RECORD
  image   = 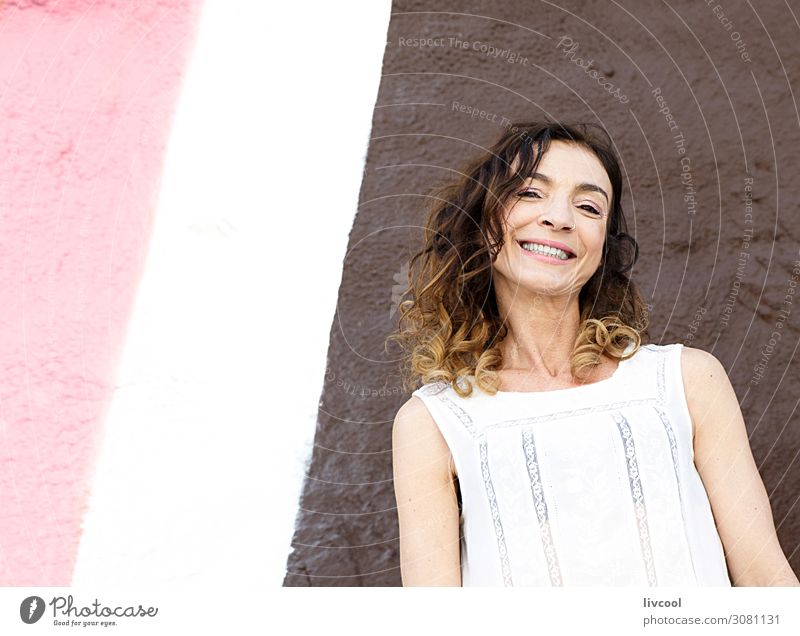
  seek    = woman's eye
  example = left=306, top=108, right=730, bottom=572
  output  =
left=517, top=189, right=603, bottom=216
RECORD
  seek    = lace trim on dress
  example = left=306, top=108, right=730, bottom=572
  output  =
left=438, top=395, right=477, bottom=437
left=522, top=428, right=564, bottom=586
left=612, top=411, right=658, bottom=586
left=478, top=433, right=514, bottom=586
left=484, top=399, right=656, bottom=433
left=653, top=347, right=700, bottom=583
left=417, top=380, right=448, bottom=396
left=657, top=347, right=666, bottom=404
left=653, top=404, right=699, bottom=582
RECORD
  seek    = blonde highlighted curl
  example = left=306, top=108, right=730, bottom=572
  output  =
left=386, top=121, right=650, bottom=398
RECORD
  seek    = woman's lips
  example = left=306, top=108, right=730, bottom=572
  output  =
left=517, top=241, right=576, bottom=265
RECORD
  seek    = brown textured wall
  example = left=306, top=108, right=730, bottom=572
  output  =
left=284, top=0, right=800, bottom=586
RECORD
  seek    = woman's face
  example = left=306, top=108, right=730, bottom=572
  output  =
left=492, top=140, right=613, bottom=298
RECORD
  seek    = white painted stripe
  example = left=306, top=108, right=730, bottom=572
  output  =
left=73, top=0, right=392, bottom=585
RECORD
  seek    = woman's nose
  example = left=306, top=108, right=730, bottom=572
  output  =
left=538, top=198, right=575, bottom=230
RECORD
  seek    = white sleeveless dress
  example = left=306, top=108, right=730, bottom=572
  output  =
left=411, top=342, right=732, bottom=587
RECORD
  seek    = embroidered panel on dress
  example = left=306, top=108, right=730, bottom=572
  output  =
left=478, top=433, right=514, bottom=585
left=521, top=428, right=563, bottom=586
left=612, top=411, right=658, bottom=586
left=417, top=381, right=448, bottom=396
left=657, top=349, right=667, bottom=405
left=652, top=404, right=699, bottom=583
left=438, top=395, right=477, bottom=437
left=433, top=392, right=656, bottom=440
left=486, top=398, right=656, bottom=433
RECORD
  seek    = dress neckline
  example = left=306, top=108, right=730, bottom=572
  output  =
left=488, top=341, right=639, bottom=396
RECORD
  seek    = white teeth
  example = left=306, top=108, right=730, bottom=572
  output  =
left=520, top=242, right=571, bottom=260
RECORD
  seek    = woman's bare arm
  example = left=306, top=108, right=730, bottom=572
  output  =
left=392, top=396, right=462, bottom=586
left=682, top=346, right=800, bottom=586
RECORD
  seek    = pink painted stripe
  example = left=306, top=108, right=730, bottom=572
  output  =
left=0, top=0, right=204, bottom=584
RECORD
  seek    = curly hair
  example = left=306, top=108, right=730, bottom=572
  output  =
left=386, top=120, right=650, bottom=398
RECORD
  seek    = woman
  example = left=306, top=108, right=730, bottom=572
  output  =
left=388, top=121, right=799, bottom=587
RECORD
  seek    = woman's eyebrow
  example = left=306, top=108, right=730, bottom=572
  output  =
left=527, top=171, right=609, bottom=204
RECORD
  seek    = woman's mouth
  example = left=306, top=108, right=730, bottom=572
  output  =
left=517, top=240, right=577, bottom=264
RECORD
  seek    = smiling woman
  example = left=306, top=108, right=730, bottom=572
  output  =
left=388, top=121, right=646, bottom=398
left=387, top=121, right=799, bottom=588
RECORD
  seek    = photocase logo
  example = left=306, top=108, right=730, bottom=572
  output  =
left=20, top=596, right=45, bottom=624
left=389, top=260, right=411, bottom=320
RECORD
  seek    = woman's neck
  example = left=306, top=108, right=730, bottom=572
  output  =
left=494, top=291, right=582, bottom=378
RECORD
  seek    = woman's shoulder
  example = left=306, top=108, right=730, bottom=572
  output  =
left=673, top=344, right=727, bottom=384
left=393, top=393, right=443, bottom=444
left=392, top=394, right=458, bottom=481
